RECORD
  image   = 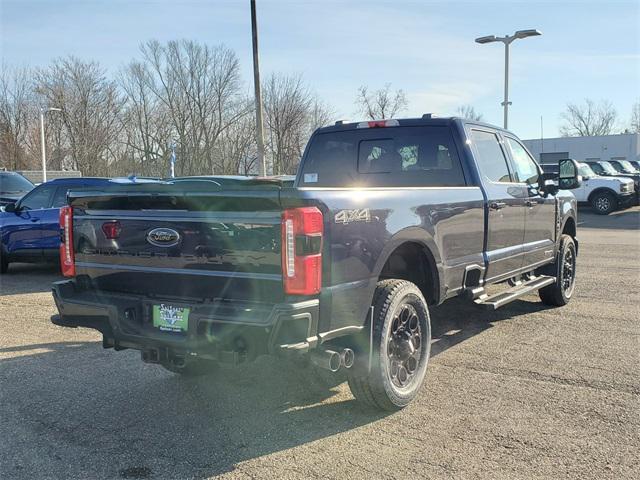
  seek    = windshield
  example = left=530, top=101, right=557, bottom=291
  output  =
left=618, top=160, right=639, bottom=173
left=578, top=164, right=596, bottom=178
left=0, top=173, right=34, bottom=195
left=598, top=161, right=619, bottom=175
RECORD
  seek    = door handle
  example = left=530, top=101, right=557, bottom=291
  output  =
left=30, top=218, right=39, bottom=222
left=489, top=201, right=507, bottom=210
left=525, top=200, right=538, bottom=207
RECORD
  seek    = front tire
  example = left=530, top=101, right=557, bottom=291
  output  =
left=590, top=191, right=616, bottom=215
left=348, top=279, right=431, bottom=411
left=539, top=234, right=577, bottom=306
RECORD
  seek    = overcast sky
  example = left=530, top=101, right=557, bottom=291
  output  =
left=2, top=0, right=638, bottom=139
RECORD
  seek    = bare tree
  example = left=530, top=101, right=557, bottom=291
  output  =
left=119, top=61, right=172, bottom=176
left=130, top=40, right=245, bottom=175
left=309, top=99, right=334, bottom=131
left=35, top=57, right=124, bottom=175
left=215, top=101, right=257, bottom=175
left=1, top=40, right=335, bottom=178
left=355, top=83, right=407, bottom=120
left=456, top=105, right=484, bottom=121
left=559, top=99, right=617, bottom=137
left=630, top=100, right=640, bottom=134
left=0, top=67, right=37, bottom=170
left=263, top=74, right=331, bottom=175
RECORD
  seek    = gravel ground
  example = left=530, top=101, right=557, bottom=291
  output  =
left=0, top=207, right=638, bottom=480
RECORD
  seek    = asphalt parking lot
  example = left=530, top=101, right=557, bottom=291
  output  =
left=1, top=207, right=638, bottom=480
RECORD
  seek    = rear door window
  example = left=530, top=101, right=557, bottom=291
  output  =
left=301, top=126, right=466, bottom=187
left=470, top=129, right=513, bottom=183
left=52, top=186, right=71, bottom=208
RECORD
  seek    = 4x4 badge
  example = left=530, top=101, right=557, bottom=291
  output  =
left=334, top=208, right=371, bottom=224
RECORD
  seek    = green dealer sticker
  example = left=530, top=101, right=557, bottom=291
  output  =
left=153, top=304, right=190, bottom=332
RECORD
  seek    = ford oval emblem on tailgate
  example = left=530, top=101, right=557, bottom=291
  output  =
left=147, top=228, right=180, bottom=247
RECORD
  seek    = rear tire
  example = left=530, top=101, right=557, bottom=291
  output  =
left=590, top=191, right=616, bottom=215
left=539, top=234, right=577, bottom=306
left=347, top=279, right=431, bottom=411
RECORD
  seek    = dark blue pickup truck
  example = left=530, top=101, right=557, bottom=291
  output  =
left=51, top=116, right=582, bottom=410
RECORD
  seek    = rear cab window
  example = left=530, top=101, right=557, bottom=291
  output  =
left=300, top=126, right=466, bottom=187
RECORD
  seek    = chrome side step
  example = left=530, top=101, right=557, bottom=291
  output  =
left=474, top=275, right=555, bottom=310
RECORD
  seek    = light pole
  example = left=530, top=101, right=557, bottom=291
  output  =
left=250, top=0, right=267, bottom=176
left=169, top=140, right=177, bottom=178
left=475, top=29, right=541, bottom=129
left=40, top=107, right=62, bottom=183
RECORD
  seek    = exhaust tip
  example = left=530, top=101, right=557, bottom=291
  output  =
left=328, top=351, right=341, bottom=372
left=310, top=349, right=342, bottom=372
left=342, top=348, right=355, bottom=369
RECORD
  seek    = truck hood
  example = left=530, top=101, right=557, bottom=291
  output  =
left=586, top=175, right=634, bottom=186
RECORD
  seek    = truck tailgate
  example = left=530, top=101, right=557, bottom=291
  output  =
left=68, top=188, right=285, bottom=302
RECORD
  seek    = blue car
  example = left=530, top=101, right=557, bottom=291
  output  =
left=0, top=177, right=147, bottom=273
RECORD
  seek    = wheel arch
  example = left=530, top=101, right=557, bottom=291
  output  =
left=373, top=231, right=442, bottom=305
left=587, top=187, right=617, bottom=204
left=561, top=216, right=576, bottom=238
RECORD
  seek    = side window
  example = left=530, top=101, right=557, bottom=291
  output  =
left=506, top=138, right=539, bottom=185
left=470, top=130, right=512, bottom=183
left=51, top=187, right=70, bottom=208
left=19, top=185, right=54, bottom=210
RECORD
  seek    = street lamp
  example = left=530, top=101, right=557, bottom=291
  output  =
left=475, top=29, right=541, bottom=129
left=40, top=107, right=62, bottom=183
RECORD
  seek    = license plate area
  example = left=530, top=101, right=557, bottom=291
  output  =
left=151, top=303, right=191, bottom=333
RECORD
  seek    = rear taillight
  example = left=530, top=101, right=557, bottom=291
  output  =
left=59, top=206, right=75, bottom=277
left=281, top=207, right=323, bottom=295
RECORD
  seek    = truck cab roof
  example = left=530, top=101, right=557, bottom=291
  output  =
left=315, top=116, right=508, bottom=135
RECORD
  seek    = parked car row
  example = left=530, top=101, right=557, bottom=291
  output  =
left=542, top=159, right=639, bottom=215
left=0, top=152, right=636, bottom=275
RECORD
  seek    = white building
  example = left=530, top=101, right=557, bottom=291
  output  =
left=523, top=133, right=639, bottom=164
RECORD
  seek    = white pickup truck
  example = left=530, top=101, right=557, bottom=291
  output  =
left=574, top=162, right=635, bottom=214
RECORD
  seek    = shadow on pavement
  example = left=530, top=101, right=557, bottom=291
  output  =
left=578, top=207, right=640, bottom=230
left=429, top=296, right=549, bottom=356
left=0, top=295, right=550, bottom=479
left=0, top=263, right=61, bottom=296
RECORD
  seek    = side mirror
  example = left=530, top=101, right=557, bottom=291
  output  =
left=3, top=202, right=16, bottom=213
left=558, top=158, right=582, bottom=190
left=538, top=174, right=559, bottom=196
